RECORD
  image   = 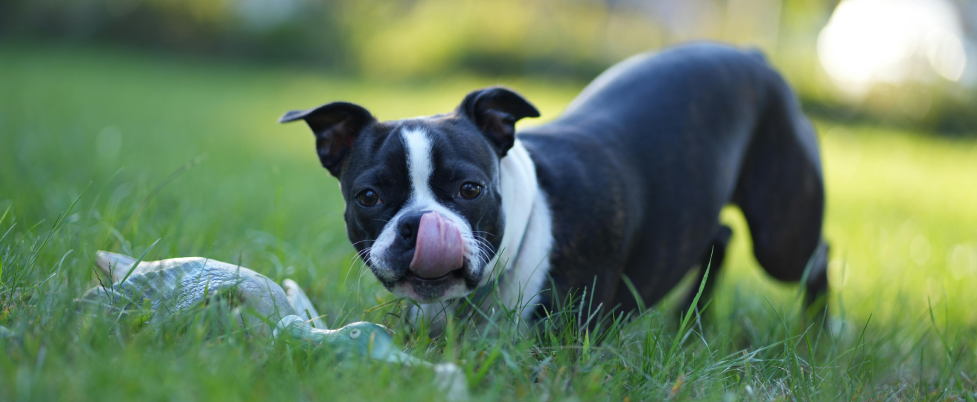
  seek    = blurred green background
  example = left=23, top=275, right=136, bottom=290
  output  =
left=4, top=0, right=977, bottom=131
left=2, top=1, right=977, bottom=399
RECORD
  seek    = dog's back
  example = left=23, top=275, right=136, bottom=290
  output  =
left=519, top=43, right=827, bottom=315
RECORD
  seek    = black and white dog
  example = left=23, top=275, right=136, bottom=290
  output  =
left=280, top=43, right=829, bottom=330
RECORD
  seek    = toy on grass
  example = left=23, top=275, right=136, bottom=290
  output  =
left=76, top=251, right=467, bottom=399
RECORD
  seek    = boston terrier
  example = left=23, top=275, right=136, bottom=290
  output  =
left=279, top=43, right=829, bottom=332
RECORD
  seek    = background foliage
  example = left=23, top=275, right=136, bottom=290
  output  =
left=3, top=0, right=977, bottom=132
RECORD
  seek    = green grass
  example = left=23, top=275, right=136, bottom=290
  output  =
left=2, top=42, right=977, bottom=401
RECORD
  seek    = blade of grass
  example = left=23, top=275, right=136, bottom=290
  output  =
left=927, top=297, right=953, bottom=361
left=0, top=222, right=15, bottom=244
left=116, top=155, right=206, bottom=244
left=364, top=298, right=405, bottom=314
left=845, top=313, right=872, bottom=377
left=468, top=344, right=502, bottom=388
left=14, top=182, right=90, bottom=286
left=661, top=249, right=712, bottom=378
left=0, top=203, right=10, bottom=228
left=619, top=274, right=647, bottom=315
left=117, top=238, right=161, bottom=285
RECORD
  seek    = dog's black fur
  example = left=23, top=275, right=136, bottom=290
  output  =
left=281, top=43, right=829, bottom=324
left=519, top=44, right=828, bottom=316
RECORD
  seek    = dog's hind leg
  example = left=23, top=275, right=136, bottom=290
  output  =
left=680, top=225, right=732, bottom=317
left=734, top=70, right=829, bottom=319
left=803, top=241, right=830, bottom=322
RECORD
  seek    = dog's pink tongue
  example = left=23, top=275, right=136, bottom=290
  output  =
left=409, top=211, right=465, bottom=279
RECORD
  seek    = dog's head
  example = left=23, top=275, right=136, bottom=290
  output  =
left=280, top=87, right=539, bottom=303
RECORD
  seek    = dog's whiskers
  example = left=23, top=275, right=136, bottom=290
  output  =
left=466, top=233, right=496, bottom=271
left=343, top=246, right=374, bottom=285
left=351, top=239, right=377, bottom=247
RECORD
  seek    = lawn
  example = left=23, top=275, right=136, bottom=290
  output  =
left=1, top=43, right=976, bottom=401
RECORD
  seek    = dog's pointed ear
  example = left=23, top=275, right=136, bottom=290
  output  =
left=279, top=102, right=375, bottom=177
left=458, top=87, right=540, bottom=157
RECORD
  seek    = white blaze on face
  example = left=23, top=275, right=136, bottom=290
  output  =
left=368, top=127, right=485, bottom=298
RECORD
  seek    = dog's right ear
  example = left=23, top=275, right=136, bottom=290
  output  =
left=279, top=102, right=375, bottom=177
left=458, top=87, right=540, bottom=157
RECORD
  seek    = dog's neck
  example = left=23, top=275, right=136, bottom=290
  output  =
left=491, top=140, right=553, bottom=320
left=484, top=139, right=539, bottom=284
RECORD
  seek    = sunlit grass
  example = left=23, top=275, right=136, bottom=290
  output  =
left=1, top=43, right=976, bottom=400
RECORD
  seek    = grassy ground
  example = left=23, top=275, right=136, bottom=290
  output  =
left=2, top=43, right=976, bottom=401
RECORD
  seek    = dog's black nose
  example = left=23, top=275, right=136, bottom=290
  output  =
left=399, top=221, right=413, bottom=240
left=396, top=211, right=427, bottom=244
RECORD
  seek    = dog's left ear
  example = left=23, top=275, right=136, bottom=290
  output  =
left=279, top=102, right=376, bottom=177
left=458, top=87, right=540, bottom=157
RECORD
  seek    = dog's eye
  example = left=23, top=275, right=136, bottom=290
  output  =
left=458, top=183, right=483, bottom=200
left=355, top=189, right=381, bottom=207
